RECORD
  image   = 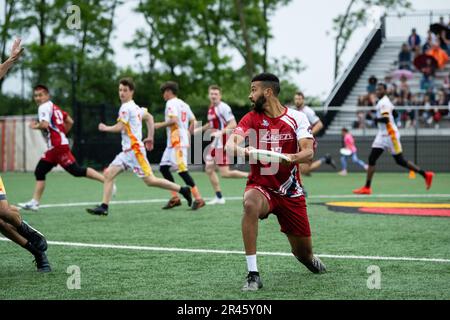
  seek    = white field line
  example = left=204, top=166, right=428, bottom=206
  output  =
left=0, top=238, right=449, bottom=263
left=34, top=194, right=450, bottom=209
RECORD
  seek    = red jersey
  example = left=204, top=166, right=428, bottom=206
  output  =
left=234, top=107, right=313, bottom=198
left=207, top=101, right=235, bottom=148
left=38, top=101, right=69, bottom=149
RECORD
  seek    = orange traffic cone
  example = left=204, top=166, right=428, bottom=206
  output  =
left=409, top=170, right=416, bottom=179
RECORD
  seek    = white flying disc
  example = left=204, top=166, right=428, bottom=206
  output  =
left=249, top=149, right=290, bottom=163
left=340, top=148, right=352, bottom=156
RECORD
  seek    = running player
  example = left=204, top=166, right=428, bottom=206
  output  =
left=226, top=73, right=326, bottom=291
left=18, top=85, right=106, bottom=211
left=353, top=83, right=434, bottom=194
left=338, top=127, right=368, bottom=176
left=0, top=38, right=51, bottom=272
left=195, top=85, right=248, bottom=205
left=155, top=81, right=205, bottom=210
left=293, top=92, right=336, bottom=174
left=86, top=78, right=192, bottom=215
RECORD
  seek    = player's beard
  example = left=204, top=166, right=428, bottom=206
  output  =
left=252, top=95, right=266, bottom=113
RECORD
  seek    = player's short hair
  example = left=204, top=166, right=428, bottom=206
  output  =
left=119, top=78, right=135, bottom=91
left=208, top=84, right=221, bottom=93
left=160, top=81, right=179, bottom=95
left=377, top=83, right=387, bottom=91
left=33, top=84, right=49, bottom=94
left=251, top=73, right=280, bottom=96
left=295, top=91, right=304, bottom=98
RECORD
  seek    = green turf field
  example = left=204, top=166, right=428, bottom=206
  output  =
left=1, top=171, right=449, bottom=300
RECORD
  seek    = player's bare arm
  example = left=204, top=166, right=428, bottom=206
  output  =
left=154, top=116, right=177, bottom=130
left=225, top=133, right=253, bottom=158
left=99, top=121, right=125, bottom=133
left=142, top=111, right=155, bottom=151
left=64, top=115, right=74, bottom=133
left=30, top=120, right=49, bottom=130
left=193, top=122, right=210, bottom=135
left=311, top=120, right=323, bottom=136
left=211, top=118, right=237, bottom=138
left=0, top=38, right=23, bottom=79
left=282, top=138, right=315, bottom=165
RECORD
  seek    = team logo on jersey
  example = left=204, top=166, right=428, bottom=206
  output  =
left=324, top=201, right=450, bottom=218
left=260, top=131, right=293, bottom=142
left=262, top=119, right=269, bottom=127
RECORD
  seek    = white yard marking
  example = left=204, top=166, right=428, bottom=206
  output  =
left=1, top=238, right=449, bottom=263
left=30, top=194, right=450, bottom=209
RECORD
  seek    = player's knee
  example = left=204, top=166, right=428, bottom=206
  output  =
left=34, top=161, right=52, bottom=181
left=219, top=169, right=232, bottom=178
left=65, top=163, right=87, bottom=178
left=243, top=199, right=259, bottom=216
left=205, top=164, right=215, bottom=175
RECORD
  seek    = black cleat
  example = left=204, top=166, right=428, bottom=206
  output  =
left=86, top=205, right=108, bottom=216
left=162, top=197, right=182, bottom=210
left=242, top=272, right=263, bottom=291
left=179, top=187, right=193, bottom=207
left=192, top=199, right=205, bottom=210
left=324, top=154, right=337, bottom=169
left=34, top=251, right=51, bottom=273
left=296, top=255, right=327, bottom=274
left=17, top=221, right=48, bottom=252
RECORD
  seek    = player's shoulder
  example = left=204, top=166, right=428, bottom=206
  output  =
left=38, top=101, right=53, bottom=111
left=302, top=105, right=316, bottom=115
left=286, top=107, right=310, bottom=126
left=218, top=101, right=232, bottom=110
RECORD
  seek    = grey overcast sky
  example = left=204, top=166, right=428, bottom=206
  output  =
left=3, top=0, right=450, bottom=100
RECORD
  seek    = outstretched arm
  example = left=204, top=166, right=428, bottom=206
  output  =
left=99, top=121, right=125, bottom=133
left=154, top=116, right=177, bottom=130
left=0, top=38, right=24, bottom=80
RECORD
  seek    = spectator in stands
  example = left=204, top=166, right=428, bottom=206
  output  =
left=422, top=30, right=437, bottom=53
left=358, top=75, right=378, bottom=107
left=408, top=28, right=421, bottom=51
left=399, top=75, right=410, bottom=97
left=439, top=30, right=450, bottom=56
left=385, top=75, right=395, bottom=95
left=421, top=94, right=434, bottom=127
left=420, top=73, right=435, bottom=93
left=398, top=43, right=412, bottom=70
left=426, top=39, right=449, bottom=69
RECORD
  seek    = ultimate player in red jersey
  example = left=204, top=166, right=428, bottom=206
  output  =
left=195, top=85, right=248, bottom=205
left=18, top=85, right=106, bottom=211
left=0, top=38, right=51, bottom=272
left=226, top=73, right=326, bottom=291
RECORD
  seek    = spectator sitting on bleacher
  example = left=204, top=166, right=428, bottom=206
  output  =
left=426, top=39, right=449, bottom=69
left=439, top=30, right=450, bottom=56
left=357, top=75, right=377, bottom=106
left=408, top=28, right=421, bottom=52
left=422, top=30, right=437, bottom=53
left=398, top=43, right=412, bottom=70
left=421, top=73, right=435, bottom=93
left=399, top=75, right=410, bottom=96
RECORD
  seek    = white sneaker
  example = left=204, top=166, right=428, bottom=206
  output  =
left=112, top=184, right=117, bottom=198
left=207, top=197, right=226, bottom=205
left=18, top=200, right=39, bottom=212
left=338, top=170, right=348, bottom=176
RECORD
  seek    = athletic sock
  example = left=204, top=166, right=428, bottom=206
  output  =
left=191, top=186, right=202, bottom=200
left=365, top=179, right=372, bottom=188
left=171, top=191, right=179, bottom=198
left=216, top=191, right=223, bottom=199
left=101, top=203, right=109, bottom=210
left=246, top=255, right=258, bottom=273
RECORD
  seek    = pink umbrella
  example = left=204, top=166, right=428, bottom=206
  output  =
left=392, top=69, right=413, bottom=80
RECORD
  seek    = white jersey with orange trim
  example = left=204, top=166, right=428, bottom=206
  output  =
left=117, top=100, right=146, bottom=151
left=375, top=95, right=398, bottom=136
left=165, top=97, right=195, bottom=148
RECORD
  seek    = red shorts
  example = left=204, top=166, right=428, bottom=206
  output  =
left=206, top=146, right=229, bottom=166
left=245, top=184, right=311, bottom=237
left=41, top=145, right=76, bottom=168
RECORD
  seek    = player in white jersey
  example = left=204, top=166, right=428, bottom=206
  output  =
left=353, top=83, right=434, bottom=194
left=194, top=85, right=248, bottom=205
left=155, top=81, right=205, bottom=210
left=86, top=78, right=192, bottom=216
left=294, top=92, right=336, bottom=176
left=0, top=38, right=51, bottom=272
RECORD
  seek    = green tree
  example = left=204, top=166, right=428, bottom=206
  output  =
left=331, top=0, right=411, bottom=80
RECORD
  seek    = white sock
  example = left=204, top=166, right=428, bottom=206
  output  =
left=31, top=199, right=39, bottom=205
left=246, top=255, right=258, bottom=272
